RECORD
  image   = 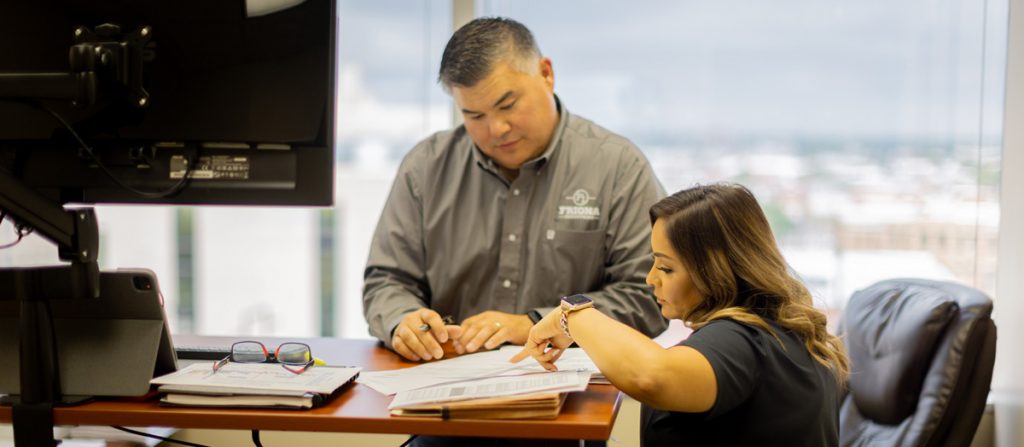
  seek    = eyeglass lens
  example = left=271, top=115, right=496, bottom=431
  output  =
left=276, top=343, right=313, bottom=365
left=231, top=341, right=269, bottom=363
left=230, top=341, right=312, bottom=366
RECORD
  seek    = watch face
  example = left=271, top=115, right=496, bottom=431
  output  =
left=563, top=294, right=592, bottom=306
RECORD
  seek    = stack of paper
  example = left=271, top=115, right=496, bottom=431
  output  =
left=504, top=346, right=609, bottom=384
left=150, top=362, right=361, bottom=409
left=54, top=426, right=177, bottom=447
left=388, top=370, right=591, bottom=420
left=358, top=346, right=604, bottom=396
left=391, top=392, right=566, bottom=420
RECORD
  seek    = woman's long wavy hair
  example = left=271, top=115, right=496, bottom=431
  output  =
left=650, top=183, right=848, bottom=383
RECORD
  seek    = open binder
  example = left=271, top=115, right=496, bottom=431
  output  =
left=151, top=362, right=361, bottom=409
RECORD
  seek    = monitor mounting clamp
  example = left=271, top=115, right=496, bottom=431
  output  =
left=0, top=22, right=152, bottom=447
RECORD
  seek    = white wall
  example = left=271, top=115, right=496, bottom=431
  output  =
left=993, top=0, right=1024, bottom=445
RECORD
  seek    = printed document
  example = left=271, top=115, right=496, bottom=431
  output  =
left=358, top=347, right=601, bottom=395
left=388, top=370, right=591, bottom=410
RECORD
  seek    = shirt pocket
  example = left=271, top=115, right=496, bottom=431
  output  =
left=543, top=228, right=605, bottom=296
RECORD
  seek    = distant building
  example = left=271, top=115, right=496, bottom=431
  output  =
left=834, top=210, right=998, bottom=297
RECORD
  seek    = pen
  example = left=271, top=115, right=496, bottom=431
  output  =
left=419, top=315, right=454, bottom=331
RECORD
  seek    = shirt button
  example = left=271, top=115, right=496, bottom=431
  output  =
left=513, top=189, right=520, bottom=196
left=503, top=279, right=512, bottom=288
left=508, top=234, right=517, bottom=242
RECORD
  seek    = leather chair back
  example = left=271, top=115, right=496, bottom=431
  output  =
left=839, top=278, right=996, bottom=447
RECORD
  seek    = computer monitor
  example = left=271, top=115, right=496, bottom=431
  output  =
left=0, top=1, right=337, bottom=437
left=0, top=0, right=336, bottom=206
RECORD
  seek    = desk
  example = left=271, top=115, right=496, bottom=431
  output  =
left=0, top=335, right=622, bottom=441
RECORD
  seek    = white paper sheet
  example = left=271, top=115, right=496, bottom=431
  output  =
left=388, top=370, right=591, bottom=409
left=357, top=346, right=602, bottom=395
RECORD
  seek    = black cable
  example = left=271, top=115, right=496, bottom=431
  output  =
left=110, top=426, right=210, bottom=447
left=0, top=235, right=18, bottom=249
left=0, top=211, right=34, bottom=249
left=38, top=103, right=196, bottom=199
left=252, top=429, right=264, bottom=447
left=15, top=221, right=32, bottom=239
left=0, top=211, right=22, bottom=249
left=399, top=435, right=418, bottom=447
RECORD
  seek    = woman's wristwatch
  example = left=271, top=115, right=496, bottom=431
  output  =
left=559, top=294, right=594, bottom=338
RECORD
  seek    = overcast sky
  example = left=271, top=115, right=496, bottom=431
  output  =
left=336, top=0, right=1007, bottom=145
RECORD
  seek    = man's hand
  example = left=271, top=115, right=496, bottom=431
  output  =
left=509, top=308, right=573, bottom=371
left=457, top=311, right=533, bottom=354
left=391, top=308, right=462, bottom=361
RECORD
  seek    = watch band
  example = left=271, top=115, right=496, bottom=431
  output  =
left=559, top=311, right=573, bottom=338
left=559, top=295, right=594, bottom=338
left=528, top=309, right=544, bottom=324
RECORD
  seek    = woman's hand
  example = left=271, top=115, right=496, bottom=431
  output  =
left=508, top=308, right=573, bottom=371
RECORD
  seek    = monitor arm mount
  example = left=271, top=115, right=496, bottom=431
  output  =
left=0, top=23, right=151, bottom=107
left=0, top=177, right=99, bottom=447
left=0, top=23, right=150, bottom=447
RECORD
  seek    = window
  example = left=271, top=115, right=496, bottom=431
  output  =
left=482, top=0, right=1006, bottom=309
left=332, top=1, right=452, bottom=337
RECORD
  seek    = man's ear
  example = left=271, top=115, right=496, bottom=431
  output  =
left=539, top=57, right=554, bottom=89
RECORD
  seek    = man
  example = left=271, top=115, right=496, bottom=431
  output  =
left=363, top=17, right=667, bottom=363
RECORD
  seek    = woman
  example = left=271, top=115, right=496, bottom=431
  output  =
left=512, top=183, right=848, bottom=446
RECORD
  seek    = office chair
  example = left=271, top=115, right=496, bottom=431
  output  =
left=839, top=278, right=997, bottom=447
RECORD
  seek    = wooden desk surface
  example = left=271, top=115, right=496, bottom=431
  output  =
left=0, top=335, right=622, bottom=440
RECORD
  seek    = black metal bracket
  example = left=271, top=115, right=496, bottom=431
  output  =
left=0, top=23, right=147, bottom=447
left=0, top=23, right=152, bottom=108
left=1, top=171, right=100, bottom=446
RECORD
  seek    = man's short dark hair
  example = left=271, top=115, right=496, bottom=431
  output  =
left=438, top=17, right=542, bottom=91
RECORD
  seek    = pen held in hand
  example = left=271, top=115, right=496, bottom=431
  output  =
left=419, top=315, right=454, bottom=332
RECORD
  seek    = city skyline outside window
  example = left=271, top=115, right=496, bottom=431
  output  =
left=481, top=0, right=1006, bottom=312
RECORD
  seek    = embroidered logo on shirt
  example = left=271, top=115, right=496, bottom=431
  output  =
left=558, top=189, right=601, bottom=220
